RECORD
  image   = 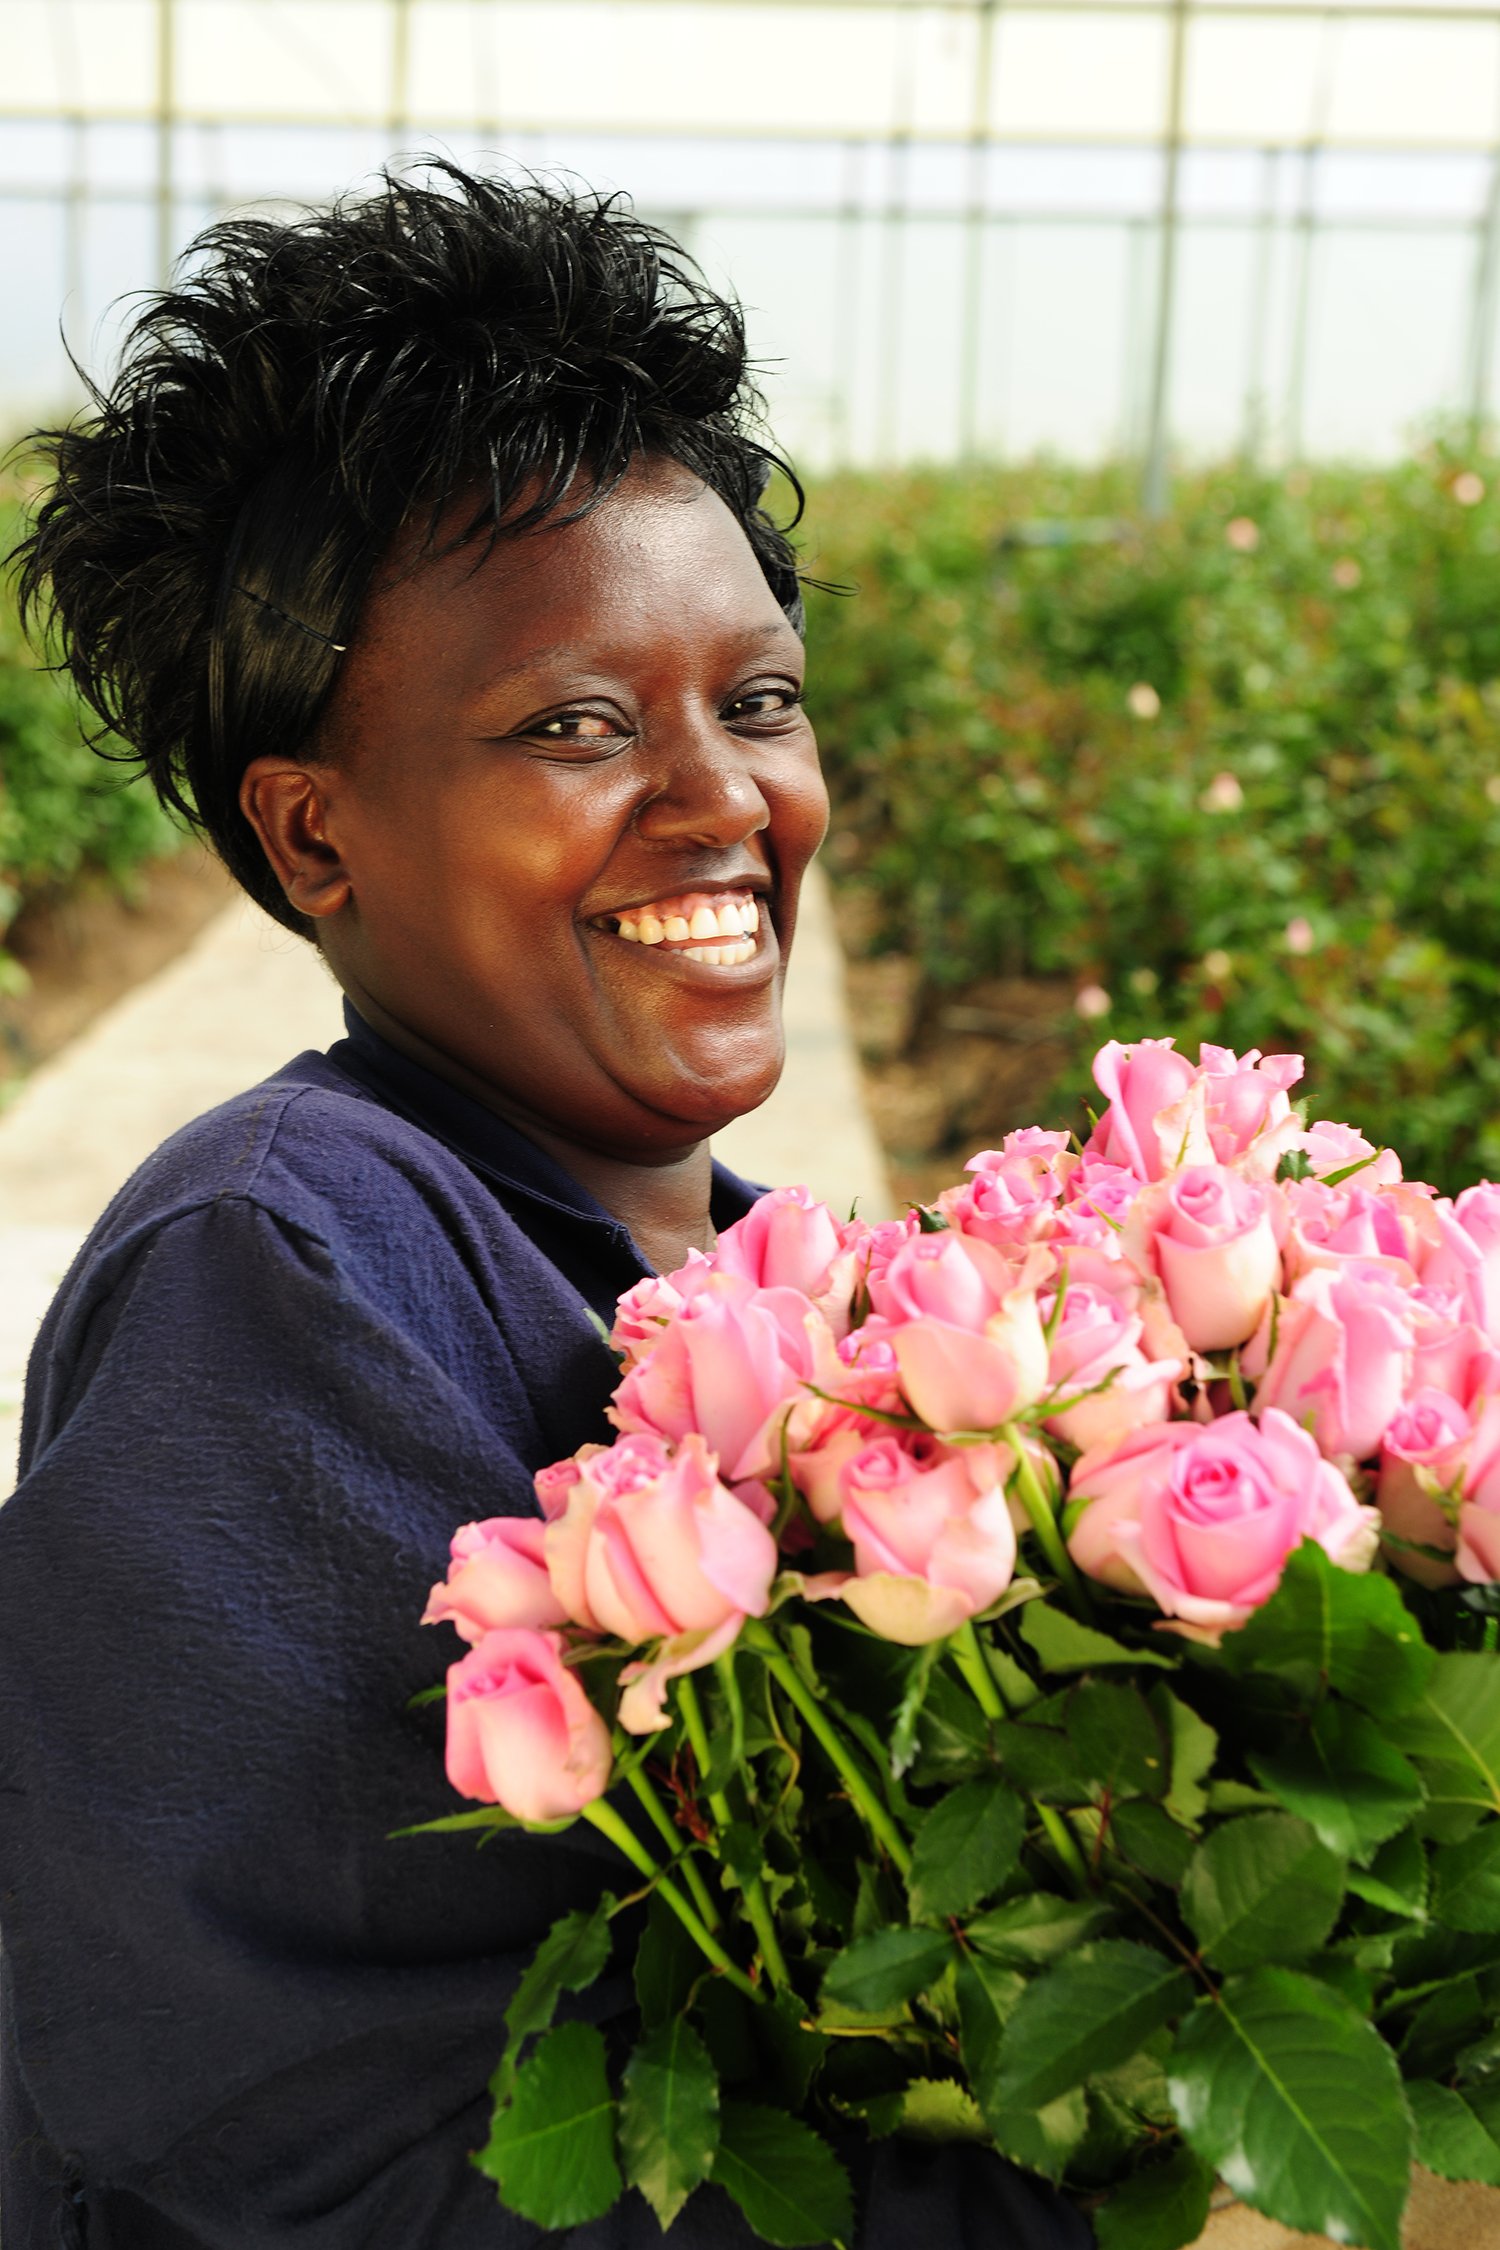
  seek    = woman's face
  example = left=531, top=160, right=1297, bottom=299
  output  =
left=253, top=458, right=827, bottom=1160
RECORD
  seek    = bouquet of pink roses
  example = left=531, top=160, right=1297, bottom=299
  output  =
left=414, top=1039, right=1500, bottom=2250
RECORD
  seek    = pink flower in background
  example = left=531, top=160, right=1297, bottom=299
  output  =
left=870, top=1231, right=1051, bottom=1431
left=1068, top=1408, right=1378, bottom=1637
left=1087, top=1038, right=1200, bottom=1181
left=1284, top=917, right=1315, bottom=956
left=1377, top=1390, right=1468, bottom=1587
left=1126, top=1164, right=1280, bottom=1352
left=1039, top=1280, right=1180, bottom=1453
left=807, top=1432, right=1018, bottom=1645
left=1247, top=1261, right=1413, bottom=1461
left=422, top=1517, right=569, bottom=1641
left=543, top=1430, right=776, bottom=1644
left=611, top=1272, right=832, bottom=1480
left=444, top=1628, right=612, bottom=1822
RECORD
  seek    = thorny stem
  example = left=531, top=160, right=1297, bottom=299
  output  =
left=1003, top=1423, right=1092, bottom=1616
left=676, top=1672, right=793, bottom=1994
left=622, top=1761, right=723, bottom=1935
left=745, top=1624, right=914, bottom=1879
left=581, top=1798, right=762, bottom=2003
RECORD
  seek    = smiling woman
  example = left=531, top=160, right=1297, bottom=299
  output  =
left=0, top=167, right=1088, bottom=2250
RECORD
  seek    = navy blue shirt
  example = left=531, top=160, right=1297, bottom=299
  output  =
left=0, top=1010, right=1091, bottom=2250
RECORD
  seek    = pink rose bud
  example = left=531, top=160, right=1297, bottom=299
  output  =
left=1459, top=1393, right=1500, bottom=1585
left=444, top=1628, right=613, bottom=1823
left=1068, top=1409, right=1379, bottom=1639
left=1377, top=1390, right=1467, bottom=1587
left=422, top=1516, right=570, bottom=1642
left=1128, top=1164, right=1280, bottom=1352
left=1299, top=1120, right=1401, bottom=1186
left=871, top=1232, right=1051, bottom=1432
left=1280, top=1179, right=1414, bottom=1285
left=1056, top=1156, right=1144, bottom=1248
left=808, top=1432, right=1017, bottom=1645
left=711, top=1185, right=855, bottom=1332
left=1196, top=1045, right=1305, bottom=1176
left=1248, top=1260, right=1414, bottom=1461
left=610, top=1255, right=714, bottom=1364
left=1086, top=1038, right=1201, bottom=1182
left=544, top=1430, right=777, bottom=1645
left=938, top=1131, right=1073, bottom=1249
left=1039, top=1280, right=1180, bottom=1454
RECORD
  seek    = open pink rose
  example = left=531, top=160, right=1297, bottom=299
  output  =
left=1421, top=1185, right=1500, bottom=1342
left=422, top=1516, right=569, bottom=1642
left=1197, top=1045, right=1305, bottom=1176
left=543, top=1430, right=777, bottom=1644
left=1056, top=1157, right=1143, bottom=1249
left=1068, top=1408, right=1379, bottom=1637
left=807, top=1432, right=1017, bottom=1644
left=1300, top=1120, right=1401, bottom=1186
left=1125, top=1164, right=1280, bottom=1352
left=1409, top=1284, right=1494, bottom=1403
left=1458, top=1393, right=1500, bottom=1584
left=1039, top=1280, right=1180, bottom=1452
left=444, top=1627, right=612, bottom=1822
left=610, top=1272, right=832, bottom=1480
left=1377, top=1390, right=1467, bottom=1587
left=1280, top=1179, right=1413, bottom=1285
left=1247, top=1260, right=1413, bottom=1461
left=939, top=1131, right=1074, bottom=1249
left=869, top=1231, right=1051, bottom=1432
left=1087, top=1039, right=1202, bottom=1181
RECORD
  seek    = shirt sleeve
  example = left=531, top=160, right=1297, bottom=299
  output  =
left=0, top=1191, right=1092, bottom=2250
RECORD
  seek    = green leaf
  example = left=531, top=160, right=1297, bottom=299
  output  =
left=964, top=1892, right=1113, bottom=1967
left=890, top=2076, right=990, bottom=2142
left=713, top=2103, right=854, bottom=2249
left=1405, top=2080, right=1500, bottom=2186
left=1432, top=1820, right=1500, bottom=1933
left=1066, top=1682, right=1169, bottom=1801
left=1019, top=1604, right=1174, bottom=1672
left=1168, top=1969, right=1414, bottom=2250
left=957, top=1956, right=1089, bottom=2181
left=1347, top=1829, right=1429, bottom=1920
left=1152, top=1687, right=1219, bottom=1829
left=1389, top=1653, right=1500, bottom=1831
left=635, top=1887, right=703, bottom=2030
left=1223, top=1541, right=1434, bottom=1719
left=908, top=1775, right=1026, bottom=1921
left=618, top=2019, right=720, bottom=2230
left=992, top=1716, right=1088, bottom=1801
left=993, top=1940, right=1195, bottom=2111
left=911, top=1667, right=994, bottom=1783
left=889, top=1642, right=940, bottom=1779
left=1093, top=2144, right=1216, bottom=2250
left=389, top=1804, right=520, bottom=1837
left=492, top=1897, right=614, bottom=2101
left=1180, top=1814, right=1345, bottom=1973
left=475, top=2021, right=622, bottom=2227
left=820, top=1927, right=954, bottom=2015
left=1110, top=1800, right=1197, bottom=1886
left=1249, top=1705, right=1424, bottom=1865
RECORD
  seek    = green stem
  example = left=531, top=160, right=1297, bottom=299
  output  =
left=622, top=1762, right=723, bottom=1935
left=949, top=1622, right=1090, bottom=1897
left=581, top=1798, right=762, bottom=2003
left=745, top=1625, right=914, bottom=1879
left=676, top=1674, right=793, bottom=1994
left=1003, top=1424, right=1092, bottom=1615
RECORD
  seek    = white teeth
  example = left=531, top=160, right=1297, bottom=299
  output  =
left=611, top=897, right=762, bottom=949
left=746, top=900, right=760, bottom=932
left=619, top=918, right=640, bottom=942
left=714, top=903, right=744, bottom=937
left=637, top=913, right=664, bottom=944
left=663, top=915, right=691, bottom=942
left=682, top=939, right=756, bottom=966
left=688, top=906, right=720, bottom=940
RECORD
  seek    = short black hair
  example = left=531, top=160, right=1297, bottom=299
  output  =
left=12, top=161, right=806, bottom=932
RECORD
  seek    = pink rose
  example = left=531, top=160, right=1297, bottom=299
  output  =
left=1420, top=1186, right=1500, bottom=1341
left=543, top=1430, right=777, bottom=1644
left=1377, top=1390, right=1467, bottom=1587
left=1056, top=1157, right=1144, bottom=1249
left=444, top=1627, right=613, bottom=1823
left=939, top=1131, right=1074, bottom=1248
left=1068, top=1408, right=1379, bottom=1637
left=711, top=1186, right=857, bottom=1335
left=1409, top=1284, right=1494, bottom=1403
left=1126, top=1164, right=1280, bottom=1351
left=1459, top=1393, right=1500, bottom=1584
left=1247, top=1261, right=1413, bottom=1461
left=869, top=1231, right=1051, bottom=1432
left=611, top=1272, right=832, bottom=1480
left=1280, top=1179, right=1413, bottom=1285
left=1197, top=1045, right=1305, bottom=1176
left=1086, top=1039, right=1202, bottom=1181
left=422, top=1516, right=569, bottom=1642
left=807, top=1432, right=1017, bottom=1644
left=610, top=1255, right=714, bottom=1365
left=1039, top=1280, right=1180, bottom=1452
left=1300, top=1120, right=1402, bottom=1187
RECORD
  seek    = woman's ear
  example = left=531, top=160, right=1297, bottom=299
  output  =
left=239, top=758, right=352, bottom=919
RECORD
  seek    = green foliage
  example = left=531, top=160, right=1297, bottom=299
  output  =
left=474, top=2021, right=623, bottom=2228
left=712, top=2105, right=854, bottom=2249
left=0, top=498, right=183, bottom=950
left=807, top=442, right=1500, bottom=1190
left=906, top=1775, right=1025, bottom=1921
left=618, top=2019, right=720, bottom=2229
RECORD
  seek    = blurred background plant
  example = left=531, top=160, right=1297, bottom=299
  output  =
left=804, top=430, right=1500, bottom=1196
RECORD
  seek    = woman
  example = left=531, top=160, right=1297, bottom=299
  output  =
left=0, top=167, right=1091, bottom=2248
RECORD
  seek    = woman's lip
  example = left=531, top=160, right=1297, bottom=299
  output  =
left=585, top=913, right=779, bottom=983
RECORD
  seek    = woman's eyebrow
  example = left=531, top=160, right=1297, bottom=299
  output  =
left=468, top=618, right=801, bottom=698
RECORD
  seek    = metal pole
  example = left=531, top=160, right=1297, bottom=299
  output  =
left=1467, top=43, right=1500, bottom=446
left=155, top=0, right=175, bottom=286
left=834, top=138, right=864, bottom=466
left=1141, top=0, right=1189, bottom=517
left=958, top=0, right=999, bottom=457
left=876, top=7, right=915, bottom=464
left=1285, top=12, right=1339, bottom=462
left=1242, top=145, right=1277, bottom=460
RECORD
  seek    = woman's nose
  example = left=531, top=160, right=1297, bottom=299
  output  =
left=630, top=732, right=771, bottom=850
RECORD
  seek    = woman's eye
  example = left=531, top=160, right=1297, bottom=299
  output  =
left=526, top=711, right=630, bottom=745
left=725, top=686, right=805, bottom=724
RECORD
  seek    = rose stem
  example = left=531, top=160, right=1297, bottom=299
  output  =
left=950, top=1619, right=1091, bottom=1898
left=675, top=1672, right=793, bottom=1994
left=580, top=1798, right=762, bottom=2002
left=744, top=1624, right=914, bottom=1879
left=621, top=1761, right=724, bottom=1934
left=1002, top=1424, right=1093, bottom=1616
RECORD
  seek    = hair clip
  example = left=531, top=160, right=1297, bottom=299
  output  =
left=232, top=584, right=348, bottom=652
